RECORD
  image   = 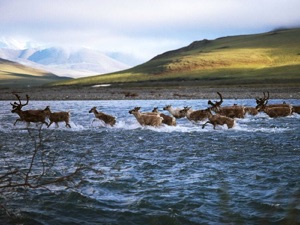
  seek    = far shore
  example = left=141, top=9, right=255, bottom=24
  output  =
left=1, top=85, right=300, bottom=101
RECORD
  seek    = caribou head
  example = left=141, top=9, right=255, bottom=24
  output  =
left=208, top=92, right=223, bottom=109
left=11, top=93, right=29, bottom=113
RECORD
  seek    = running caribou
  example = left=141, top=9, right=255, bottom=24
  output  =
left=208, top=92, right=245, bottom=118
left=89, top=107, right=116, bottom=126
left=202, top=108, right=235, bottom=129
left=10, top=93, right=49, bottom=127
left=152, top=107, right=176, bottom=126
left=129, top=107, right=163, bottom=127
left=163, top=105, right=186, bottom=119
left=46, top=106, right=71, bottom=128
left=255, top=92, right=293, bottom=117
left=179, top=106, right=210, bottom=123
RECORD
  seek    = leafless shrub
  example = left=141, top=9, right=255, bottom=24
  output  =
left=0, top=127, right=101, bottom=218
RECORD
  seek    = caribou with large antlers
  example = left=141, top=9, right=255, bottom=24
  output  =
left=208, top=92, right=245, bottom=118
left=10, top=93, right=49, bottom=127
left=255, top=92, right=293, bottom=117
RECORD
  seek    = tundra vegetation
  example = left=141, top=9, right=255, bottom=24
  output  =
left=51, top=28, right=300, bottom=88
left=0, top=58, right=70, bottom=88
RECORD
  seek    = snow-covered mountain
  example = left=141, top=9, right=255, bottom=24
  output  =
left=0, top=41, right=131, bottom=78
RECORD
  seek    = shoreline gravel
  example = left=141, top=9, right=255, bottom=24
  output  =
left=1, top=85, right=300, bottom=101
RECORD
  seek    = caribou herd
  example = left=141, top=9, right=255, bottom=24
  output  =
left=9, top=92, right=300, bottom=129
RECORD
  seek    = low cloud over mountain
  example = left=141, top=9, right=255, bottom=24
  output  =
left=0, top=40, right=130, bottom=78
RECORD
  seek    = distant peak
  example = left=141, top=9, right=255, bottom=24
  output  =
left=0, top=37, right=40, bottom=50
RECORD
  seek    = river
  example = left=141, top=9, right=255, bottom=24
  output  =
left=0, top=99, right=299, bottom=224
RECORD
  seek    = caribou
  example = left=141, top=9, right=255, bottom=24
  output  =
left=45, top=106, right=71, bottom=128
left=89, top=107, right=116, bottom=126
left=163, top=105, right=185, bottom=119
left=179, top=106, right=209, bottom=123
left=152, top=107, right=176, bottom=126
left=202, top=108, right=235, bottom=129
left=255, top=92, right=293, bottom=117
left=208, top=92, right=245, bottom=118
left=10, top=93, right=49, bottom=127
left=129, top=107, right=163, bottom=127
left=292, top=105, right=300, bottom=114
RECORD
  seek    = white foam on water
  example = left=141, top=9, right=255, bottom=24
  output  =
left=1, top=100, right=299, bottom=134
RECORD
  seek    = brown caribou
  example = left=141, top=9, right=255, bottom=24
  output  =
left=208, top=92, right=245, bottom=118
left=255, top=92, right=293, bottom=117
left=129, top=107, right=163, bottom=127
left=152, top=107, right=176, bottom=126
left=89, top=107, right=116, bottom=126
left=163, top=105, right=186, bottom=119
left=179, top=106, right=210, bottom=123
left=10, top=93, right=49, bottom=127
left=46, top=106, right=71, bottom=128
left=202, top=108, right=235, bottom=129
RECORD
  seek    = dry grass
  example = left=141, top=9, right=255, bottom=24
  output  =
left=0, top=59, right=70, bottom=87
left=52, top=28, right=300, bottom=87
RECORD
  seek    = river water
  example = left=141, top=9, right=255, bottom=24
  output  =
left=0, top=99, right=299, bottom=225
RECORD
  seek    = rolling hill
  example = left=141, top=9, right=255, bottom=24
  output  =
left=0, top=58, right=71, bottom=87
left=0, top=47, right=130, bottom=78
left=52, top=28, right=300, bottom=87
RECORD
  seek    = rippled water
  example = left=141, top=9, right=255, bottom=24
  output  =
left=0, top=99, right=300, bottom=225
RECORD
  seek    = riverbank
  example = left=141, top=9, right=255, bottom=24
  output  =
left=1, top=85, right=300, bottom=100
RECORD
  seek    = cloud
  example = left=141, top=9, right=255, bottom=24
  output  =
left=1, top=0, right=300, bottom=63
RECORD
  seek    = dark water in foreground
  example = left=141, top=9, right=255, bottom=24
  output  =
left=0, top=100, right=300, bottom=225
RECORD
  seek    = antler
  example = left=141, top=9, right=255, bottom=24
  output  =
left=11, top=93, right=30, bottom=109
left=208, top=92, right=223, bottom=107
left=256, top=91, right=269, bottom=105
left=215, top=92, right=223, bottom=106
left=207, top=100, right=215, bottom=107
left=263, top=91, right=269, bottom=106
left=264, top=91, right=270, bottom=101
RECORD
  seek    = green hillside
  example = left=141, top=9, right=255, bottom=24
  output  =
left=54, top=28, right=300, bottom=87
left=0, top=58, right=71, bottom=87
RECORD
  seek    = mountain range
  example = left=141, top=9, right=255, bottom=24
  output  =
left=0, top=43, right=130, bottom=78
left=0, top=58, right=70, bottom=87
left=54, top=28, right=300, bottom=87
left=1, top=28, right=300, bottom=88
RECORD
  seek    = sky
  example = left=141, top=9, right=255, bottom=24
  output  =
left=1, top=0, right=300, bottom=64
